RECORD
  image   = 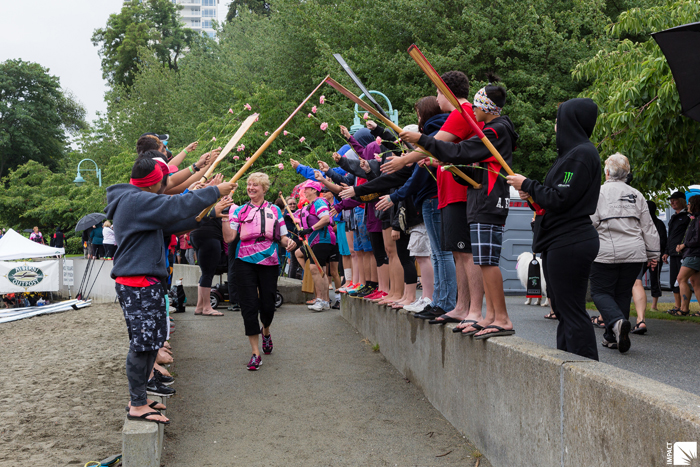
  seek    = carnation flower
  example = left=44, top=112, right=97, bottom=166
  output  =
left=320, top=122, right=328, bottom=131
left=374, top=154, right=382, bottom=161
left=375, top=136, right=382, bottom=145
left=363, top=113, right=369, bottom=120
left=278, top=149, right=283, bottom=155
left=246, top=157, right=251, bottom=161
left=312, top=106, right=317, bottom=114
left=244, top=103, right=252, bottom=111
left=212, top=137, right=216, bottom=141
left=283, top=130, right=288, bottom=136
left=265, top=131, right=269, bottom=136
left=228, top=108, right=234, bottom=114
left=278, top=163, right=284, bottom=170
left=233, top=155, right=239, bottom=160
left=319, top=96, right=325, bottom=104
left=308, top=113, right=313, bottom=118
left=299, top=137, right=306, bottom=143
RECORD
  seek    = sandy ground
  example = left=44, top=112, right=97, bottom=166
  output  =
left=0, top=304, right=128, bottom=466
left=161, top=305, right=489, bottom=467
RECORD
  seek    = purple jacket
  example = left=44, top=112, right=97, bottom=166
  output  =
left=334, top=198, right=382, bottom=233
left=348, top=136, right=382, bottom=162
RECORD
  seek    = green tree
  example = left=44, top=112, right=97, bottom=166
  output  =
left=0, top=59, right=86, bottom=179
left=573, top=0, right=700, bottom=194
left=226, top=0, right=271, bottom=21
left=92, top=0, right=199, bottom=88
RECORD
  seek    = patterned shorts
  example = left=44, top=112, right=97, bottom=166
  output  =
left=470, top=223, right=505, bottom=266
left=115, top=283, right=167, bottom=352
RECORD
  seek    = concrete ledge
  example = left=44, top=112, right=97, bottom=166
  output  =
left=341, top=296, right=700, bottom=467
left=122, top=396, right=165, bottom=467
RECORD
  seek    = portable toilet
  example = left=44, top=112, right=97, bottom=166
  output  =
left=500, top=186, right=535, bottom=293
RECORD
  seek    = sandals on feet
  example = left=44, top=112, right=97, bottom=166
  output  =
left=631, top=321, right=647, bottom=335
left=591, top=315, right=605, bottom=328
left=670, top=309, right=689, bottom=316
left=461, top=323, right=484, bottom=337
left=126, top=411, right=170, bottom=425
left=544, top=312, right=557, bottom=320
left=473, top=325, right=516, bottom=340
left=453, top=319, right=478, bottom=333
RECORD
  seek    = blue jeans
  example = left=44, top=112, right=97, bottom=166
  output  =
left=422, top=198, right=456, bottom=311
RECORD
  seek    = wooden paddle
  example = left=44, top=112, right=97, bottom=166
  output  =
left=196, top=76, right=329, bottom=222
left=407, top=44, right=539, bottom=208
left=324, top=77, right=481, bottom=189
left=279, top=192, right=325, bottom=278
left=198, top=113, right=259, bottom=184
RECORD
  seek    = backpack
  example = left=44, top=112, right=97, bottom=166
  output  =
left=237, top=202, right=281, bottom=244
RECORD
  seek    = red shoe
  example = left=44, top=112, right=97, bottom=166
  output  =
left=365, top=290, right=386, bottom=300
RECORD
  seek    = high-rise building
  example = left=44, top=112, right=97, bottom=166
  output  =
left=124, top=0, right=220, bottom=38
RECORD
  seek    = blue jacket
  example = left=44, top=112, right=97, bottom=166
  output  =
left=389, top=113, right=448, bottom=208
left=296, top=164, right=348, bottom=181
left=89, top=226, right=104, bottom=245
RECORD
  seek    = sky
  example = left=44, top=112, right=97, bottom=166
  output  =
left=0, top=0, right=229, bottom=124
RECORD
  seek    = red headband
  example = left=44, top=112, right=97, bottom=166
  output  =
left=130, top=164, right=164, bottom=187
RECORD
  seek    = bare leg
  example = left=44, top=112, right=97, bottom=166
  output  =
left=678, top=266, right=694, bottom=312
left=474, top=265, right=512, bottom=336
left=330, top=261, right=341, bottom=289
left=416, top=256, right=434, bottom=300
left=465, top=254, right=485, bottom=318
left=632, top=279, right=647, bottom=329
left=382, top=229, right=403, bottom=301
left=248, top=334, right=260, bottom=357
left=309, top=261, right=330, bottom=302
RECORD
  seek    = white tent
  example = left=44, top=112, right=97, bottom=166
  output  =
left=0, top=229, right=65, bottom=260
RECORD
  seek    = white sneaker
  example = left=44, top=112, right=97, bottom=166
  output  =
left=403, top=299, right=422, bottom=312
left=406, top=297, right=432, bottom=313
left=307, top=298, right=321, bottom=310
left=309, top=300, right=330, bottom=312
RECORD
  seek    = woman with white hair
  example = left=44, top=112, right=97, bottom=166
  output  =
left=589, top=153, right=660, bottom=354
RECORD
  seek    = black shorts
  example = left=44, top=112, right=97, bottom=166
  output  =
left=328, top=243, right=339, bottom=263
left=440, top=202, right=472, bottom=252
left=302, top=243, right=335, bottom=267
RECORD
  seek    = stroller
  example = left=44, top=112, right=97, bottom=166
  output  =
left=208, top=250, right=283, bottom=309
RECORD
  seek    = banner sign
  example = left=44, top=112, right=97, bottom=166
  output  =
left=63, top=260, right=74, bottom=287
left=0, top=261, right=60, bottom=293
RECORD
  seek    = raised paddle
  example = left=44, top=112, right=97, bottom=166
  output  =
left=324, top=77, right=481, bottom=189
left=407, top=44, right=541, bottom=210
left=198, top=113, right=259, bottom=184
left=279, top=192, right=325, bottom=278
left=196, top=76, right=329, bottom=221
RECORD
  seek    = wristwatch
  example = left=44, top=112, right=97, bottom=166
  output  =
left=192, top=163, right=201, bottom=172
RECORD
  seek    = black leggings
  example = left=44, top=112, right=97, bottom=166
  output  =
left=227, top=239, right=239, bottom=305
left=369, top=231, right=388, bottom=267
left=192, top=236, right=221, bottom=288
left=396, top=232, right=417, bottom=284
left=541, top=237, right=600, bottom=361
left=235, top=259, right=278, bottom=336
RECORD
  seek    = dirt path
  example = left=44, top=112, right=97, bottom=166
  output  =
left=162, top=304, right=489, bottom=466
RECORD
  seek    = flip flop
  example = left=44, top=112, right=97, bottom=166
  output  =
left=201, top=311, right=224, bottom=317
left=461, top=323, right=484, bottom=336
left=126, top=411, right=170, bottom=425
left=125, top=400, right=166, bottom=412
left=429, top=314, right=462, bottom=325
left=453, top=319, right=478, bottom=333
left=473, top=325, right=515, bottom=340
left=544, top=312, right=557, bottom=320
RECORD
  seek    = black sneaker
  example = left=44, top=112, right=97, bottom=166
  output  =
left=228, top=303, right=241, bottom=312
left=416, top=305, right=444, bottom=320
left=154, top=368, right=174, bottom=386
left=262, top=331, right=273, bottom=355
left=356, top=285, right=377, bottom=298
left=331, top=297, right=341, bottom=309
left=413, top=303, right=434, bottom=318
left=147, top=378, right=176, bottom=397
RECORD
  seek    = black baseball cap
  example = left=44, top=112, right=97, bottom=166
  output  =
left=669, top=191, right=686, bottom=200
left=140, top=132, right=169, bottom=143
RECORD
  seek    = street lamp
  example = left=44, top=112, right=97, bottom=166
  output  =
left=74, top=159, right=102, bottom=187
left=350, top=90, right=399, bottom=134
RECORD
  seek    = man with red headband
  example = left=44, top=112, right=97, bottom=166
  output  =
left=105, top=157, right=234, bottom=425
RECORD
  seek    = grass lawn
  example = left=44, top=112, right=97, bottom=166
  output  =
left=586, top=301, right=700, bottom=324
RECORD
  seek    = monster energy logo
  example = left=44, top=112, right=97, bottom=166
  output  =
left=563, top=172, right=574, bottom=184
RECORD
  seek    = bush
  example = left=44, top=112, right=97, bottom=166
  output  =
left=65, top=237, right=83, bottom=255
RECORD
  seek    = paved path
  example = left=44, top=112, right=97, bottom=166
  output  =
left=503, top=295, right=700, bottom=395
left=162, top=304, right=490, bottom=467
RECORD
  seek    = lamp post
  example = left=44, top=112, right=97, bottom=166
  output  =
left=74, top=159, right=102, bottom=187
left=350, top=90, right=399, bottom=134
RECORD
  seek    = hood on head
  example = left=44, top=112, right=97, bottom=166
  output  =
left=105, top=184, right=140, bottom=219
left=423, top=113, right=449, bottom=136
left=556, top=98, right=598, bottom=156
left=353, top=128, right=374, bottom=147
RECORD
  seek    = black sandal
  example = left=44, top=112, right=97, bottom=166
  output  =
left=544, top=312, right=557, bottom=320
left=125, top=401, right=166, bottom=412
left=665, top=306, right=680, bottom=314
left=126, top=411, right=170, bottom=425
left=631, top=321, right=647, bottom=335
left=452, top=319, right=478, bottom=333
left=591, top=315, right=605, bottom=328
left=670, top=309, right=690, bottom=316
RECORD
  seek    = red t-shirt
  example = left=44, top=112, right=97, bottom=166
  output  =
left=115, top=276, right=160, bottom=287
left=435, top=102, right=484, bottom=209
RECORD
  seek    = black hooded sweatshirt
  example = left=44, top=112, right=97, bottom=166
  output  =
left=520, top=98, right=601, bottom=253
left=418, top=115, right=518, bottom=225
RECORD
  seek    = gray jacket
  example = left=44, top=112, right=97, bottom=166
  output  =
left=591, top=180, right=660, bottom=263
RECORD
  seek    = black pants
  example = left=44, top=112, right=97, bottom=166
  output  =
left=104, top=244, right=116, bottom=258
left=288, top=251, right=303, bottom=279
left=192, top=236, right=221, bottom=288
left=227, top=239, right=239, bottom=305
left=541, top=237, right=599, bottom=361
left=236, top=259, right=278, bottom=336
left=93, top=244, right=105, bottom=259
left=590, top=261, right=644, bottom=343
left=369, top=231, right=388, bottom=267
left=396, top=232, right=417, bottom=284
left=126, top=349, right=157, bottom=406
left=669, top=255, right=682, bottom=293
left=637, top=262, right=662, bottom=298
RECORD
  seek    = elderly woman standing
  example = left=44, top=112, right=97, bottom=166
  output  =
left=590, top=153, right=660, bottom=354
left=224, top=173, right=291, bottom=371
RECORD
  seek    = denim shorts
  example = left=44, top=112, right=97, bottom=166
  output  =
left=353, top=208, right=372, bottom=252
left=681, top=256, right=700, bottom=272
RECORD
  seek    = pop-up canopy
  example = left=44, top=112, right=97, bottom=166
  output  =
left=0, top=229, right=65, bottom=261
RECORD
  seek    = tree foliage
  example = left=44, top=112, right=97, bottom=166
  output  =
left=0, top=59, right=86, bottom=179
left=92, top=0, right=199, bottom=88
left=226, top=0, right=271, bottom=21
left=573, top=0, right=700, bottom=194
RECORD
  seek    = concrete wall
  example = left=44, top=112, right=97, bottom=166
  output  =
left=341, top=296, right=700, bottom=467
left=57, top=259, right=307, bottom=305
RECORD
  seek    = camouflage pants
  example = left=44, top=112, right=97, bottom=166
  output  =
left=115, top=282, right=167, bottom=352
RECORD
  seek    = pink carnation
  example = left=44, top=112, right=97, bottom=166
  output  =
left=311, top=106, right=317, bottom=114
left=244, top=103, right=252, bottom=111
left=233, top=155, right=239, bottom=160
left=363, top=112, right=369, bottom=120
left=255, top=115, right=259, bottom=122
left=265, top=131, right=269, bottom=136
left=246, top=157, right=251, bottom=161
left=283, top=130, right=288, bottom=136
left=320, top=122, right=328, bottom=131
left=228, top=108, right=234, bottom=114
left=278, top=163, right=284, bottom=170
left=308, top=113, right=313, bottom=118
left=374, top=154, right=382, bottom=161
left=299, top=137, right=306, bottom=143
left=278, top=149, right=283, bottom=155
left=375, top=136, right=382, bottom=145
left=320, top=95, right=325, bottom=104
left=212, top=136, right=216, bottom=141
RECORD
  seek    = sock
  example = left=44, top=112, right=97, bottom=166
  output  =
left=344, top=269, right=352, bottom=282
